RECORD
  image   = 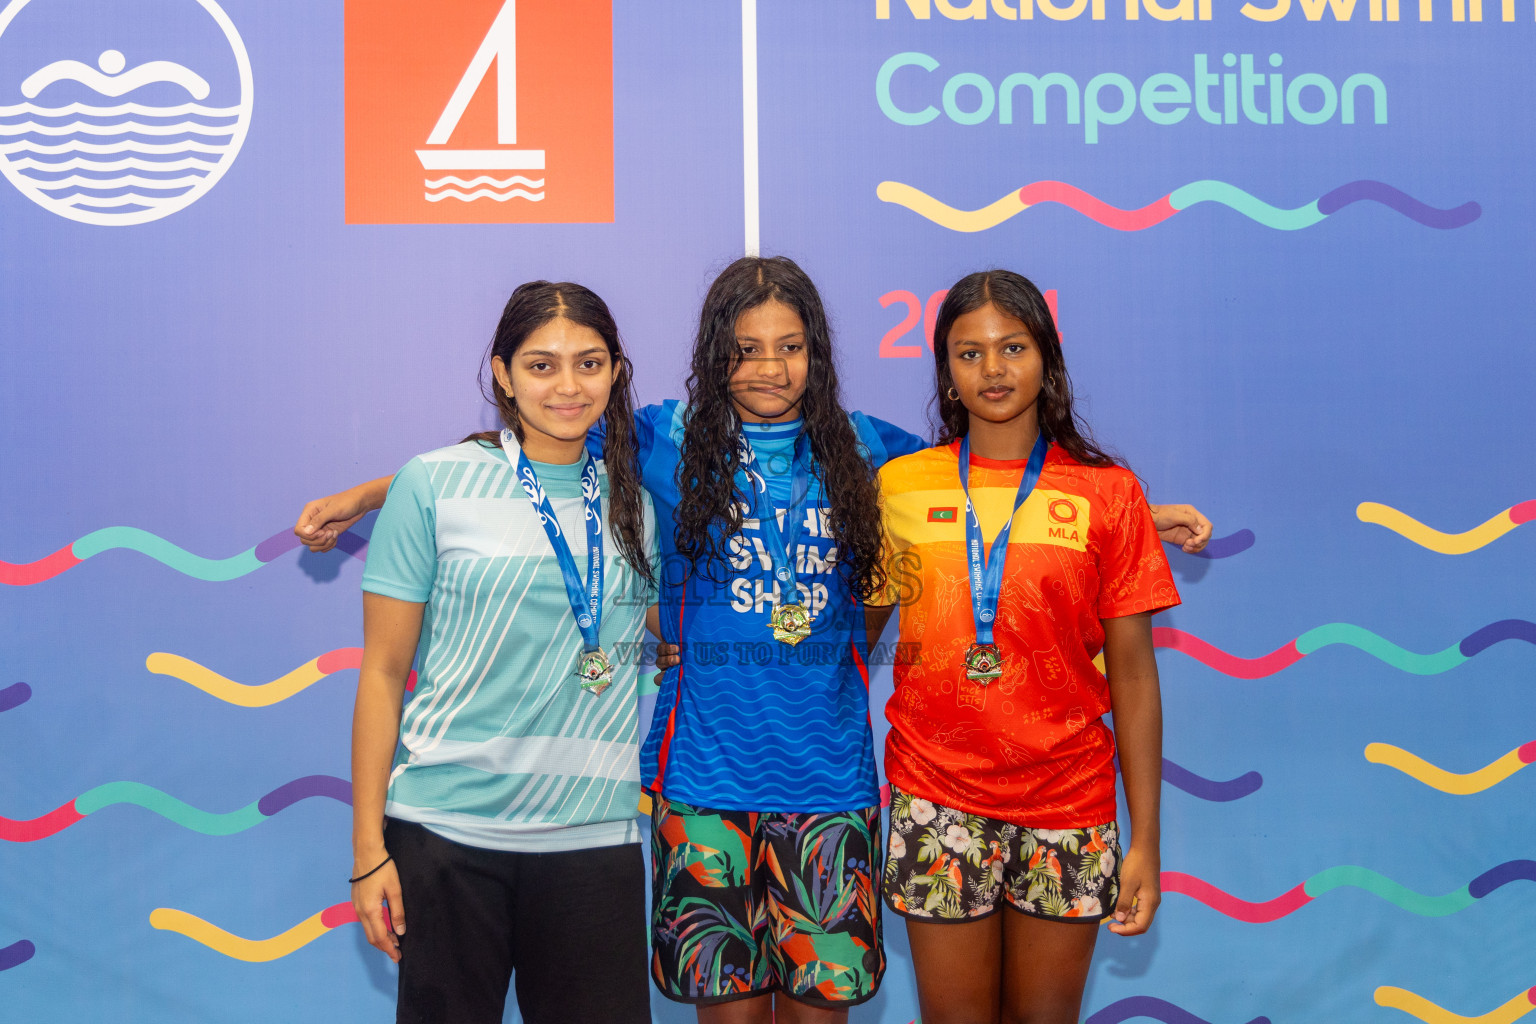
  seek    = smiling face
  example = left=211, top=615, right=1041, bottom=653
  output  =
left=946, top=301, right=1045, bottom=433
left=728, top=299, right=809, bottom=423
left=491, top=316, right=617, bottom=461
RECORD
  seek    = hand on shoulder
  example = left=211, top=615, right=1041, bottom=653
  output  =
left=1149, top=503, right=1212, bottom=554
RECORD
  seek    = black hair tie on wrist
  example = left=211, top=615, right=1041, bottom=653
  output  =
left=349, top=855, right=392, bottom=884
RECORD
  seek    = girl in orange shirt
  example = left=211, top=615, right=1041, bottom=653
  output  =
left=868, top=269, right=1182, bottom=1024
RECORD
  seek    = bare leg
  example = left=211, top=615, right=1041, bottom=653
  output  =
left=905, top=916, right=1004, bottom=1024
left=696, top=993, right=848, bottom=1024
left=697, top=995, right=772, bottom=1024
left=774, top=992, right=849, bottom=1023
left=999, top=912, right=1098, bottom=1024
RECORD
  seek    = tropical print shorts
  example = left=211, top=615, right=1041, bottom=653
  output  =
left=882, top=786, right=1121, bottom=923
left=648, top=794, right=885, bottom=1007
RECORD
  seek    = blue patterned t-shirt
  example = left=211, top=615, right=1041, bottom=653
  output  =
left=592, top=401, right=925, bottom=812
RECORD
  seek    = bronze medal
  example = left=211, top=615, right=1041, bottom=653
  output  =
left=964, top=642, right=1003, bottom=685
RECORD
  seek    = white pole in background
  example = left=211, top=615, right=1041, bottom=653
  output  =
left=741, top=0, right=760, bottom=256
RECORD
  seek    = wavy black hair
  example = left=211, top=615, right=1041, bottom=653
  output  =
left=674, top=256, right=887, bottom=601
left=463, top=281, right=652, bottom=580
left=931, top=270, right=1122, bottom=469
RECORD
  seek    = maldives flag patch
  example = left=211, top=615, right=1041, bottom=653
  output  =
left=928, top=507, right=958, bottom=522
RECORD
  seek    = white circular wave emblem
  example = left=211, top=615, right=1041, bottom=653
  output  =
left=0, top=0, right=252, bottom=226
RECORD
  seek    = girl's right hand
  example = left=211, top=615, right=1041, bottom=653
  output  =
left=352, top=856, right=406, bottom=962
left=295, top=491, right=369, bottom=553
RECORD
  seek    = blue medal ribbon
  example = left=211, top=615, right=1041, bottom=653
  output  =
left=736, top=429, right=813, bottom=607
left=505, top=429, right=604, bottom=653
left=958, top=433, right=1049, bottom=646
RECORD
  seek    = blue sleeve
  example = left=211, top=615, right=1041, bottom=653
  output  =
left=587, top=405, right=658, bottom=462
left=360, top=457, right=437, bottom=603
left=850, top=411, right=929, bottom=468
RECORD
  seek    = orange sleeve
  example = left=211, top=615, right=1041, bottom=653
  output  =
left=873, top=466, right=908, bottom=606
left=1096, top=472, right=1181, bottom=619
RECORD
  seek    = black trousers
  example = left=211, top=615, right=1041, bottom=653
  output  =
left=385, top=818, right=650, bottom=1024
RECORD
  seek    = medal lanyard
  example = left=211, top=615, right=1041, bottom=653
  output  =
left=737, top=430, right=813, bottom=605
left=505, top=429, right=604, bottom=653
left=958, top=433, right=1048, bottom=646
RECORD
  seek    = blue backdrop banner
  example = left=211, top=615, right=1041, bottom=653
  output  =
left=2, top=1, right=1532, bottom=1022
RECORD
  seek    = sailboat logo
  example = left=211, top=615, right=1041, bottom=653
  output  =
left=417, top=0, right=544, bottom=205
left=345, top=0, right=612, bottom=225
left=0, top=0, right=253, bottom=227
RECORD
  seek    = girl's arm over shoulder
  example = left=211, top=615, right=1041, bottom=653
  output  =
left=1102, top=610, right=1162, bottom=937
left=1147, top=503, right=1212, bottom=553
left=295, top=476, right=394, bottom=553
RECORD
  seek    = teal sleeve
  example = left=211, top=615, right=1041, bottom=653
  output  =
left=851, top=411, right=929, bottom=468
left=360, top=457, right=437, bottom=603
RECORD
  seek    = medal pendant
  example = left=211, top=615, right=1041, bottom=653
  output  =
left=964, top=643, right=1004, bottom=685
left=769, top=603, right=812, bottom=646
left=576, top=647, right=615, bottom=696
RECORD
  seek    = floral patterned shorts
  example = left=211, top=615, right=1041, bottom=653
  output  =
left=882, top=786, right=1121, bottom=922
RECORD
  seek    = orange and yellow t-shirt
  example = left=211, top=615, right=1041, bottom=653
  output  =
left=878, top=441, right=1179, bottom=828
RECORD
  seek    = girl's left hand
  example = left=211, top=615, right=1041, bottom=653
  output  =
left=1107, top=846, right=1161, bottom=936
left=1149, top=504, right=1212, bottom=553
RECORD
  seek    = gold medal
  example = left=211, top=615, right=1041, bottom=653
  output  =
left=575, top=647, right=614, bottom=696
left=964, top=642, right=1003, bottom=685
left=769, top=602, right=812, bottom=646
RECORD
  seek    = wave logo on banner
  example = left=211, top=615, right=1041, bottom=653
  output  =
left=345, top=0, right=612, bottom=224
left=0, top=0, right=252, bottom=226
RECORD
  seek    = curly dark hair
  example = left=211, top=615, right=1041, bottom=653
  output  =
left=930, top=270, right=1122, bottom=469
left=674, top=256, right=887, bottom=601
left=463, top=281, right=653, bottom=581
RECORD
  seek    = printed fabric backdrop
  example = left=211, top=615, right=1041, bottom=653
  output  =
left=2, top=1, right=1533, bottom=1022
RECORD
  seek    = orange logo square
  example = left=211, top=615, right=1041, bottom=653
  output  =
left=345, top=0, right=612, bottom=224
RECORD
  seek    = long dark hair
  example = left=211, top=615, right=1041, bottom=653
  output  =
left=931, top=270, right=1122, bottom=469
left=463, top=281, right=652, bottom=580
left=675, top=256, right=887, bottom=601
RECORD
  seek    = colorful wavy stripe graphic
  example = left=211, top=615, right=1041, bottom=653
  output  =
left=1086, top=996, right=1271, bottom=1024
left=1154, top=620, right=1536, bottom=679
left=1375, top=984, right=1536, bottom=1024
left=1367, top=741, right=1536, bottom=794
left=0, top=939, right=36, bottom=972
left=150, top=902, right=357, bottom=962
left=0, top=682, right=31, bottom=713
left=0, top=525, right=365, bottom=585
left=0, top=776, right=350, bottom=842
left=876, top=179, right=1481, bottom=233
left=145, top=648, right=416, bottom=705
left=1357, top=501, right=1536, bottom=554
left=1163, top=860, right=1536, bottom=922
left=1161, top=760, right=1262, bottom=802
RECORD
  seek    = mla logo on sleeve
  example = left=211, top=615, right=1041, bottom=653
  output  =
left=345, top=0, right=612, bottom=224
left=0, top=0, right=252, bottom=226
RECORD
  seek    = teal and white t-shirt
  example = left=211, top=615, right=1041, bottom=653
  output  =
left=362, top=436, right=657, bottom=852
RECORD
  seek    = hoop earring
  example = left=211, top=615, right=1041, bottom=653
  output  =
left=946, top=386, right=959, bottom=401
